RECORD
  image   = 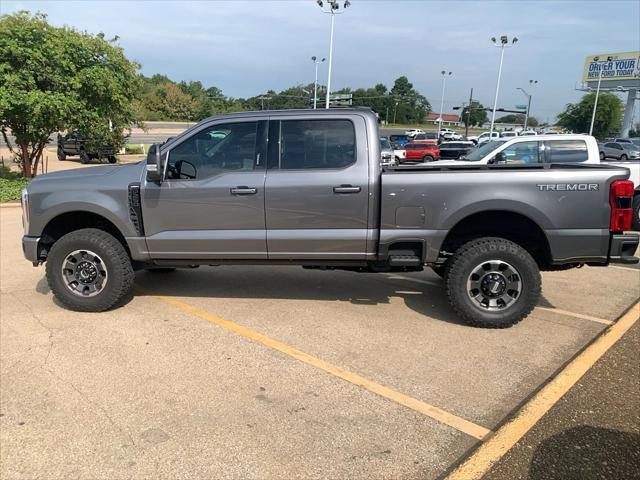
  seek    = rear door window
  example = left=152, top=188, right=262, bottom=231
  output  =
left=277, top=119, right=356, bottom=170
left=545, top=140, right=589, bottom=163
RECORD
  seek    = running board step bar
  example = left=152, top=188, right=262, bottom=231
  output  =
left=388, top=255, right=422, bottom=267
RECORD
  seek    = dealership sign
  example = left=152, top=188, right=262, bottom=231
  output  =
left=582, top=51, right=640, bottom=84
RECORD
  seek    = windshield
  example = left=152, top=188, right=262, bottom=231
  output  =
left=379, top=138, right=392, bottom=149
left=461, top=140, right=506, bottom=161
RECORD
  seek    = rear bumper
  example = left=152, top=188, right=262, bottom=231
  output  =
left=22, top=236, right=41, bottom=265
left=609, top=233, right=639, bottom=264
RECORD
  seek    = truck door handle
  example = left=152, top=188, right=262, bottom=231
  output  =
left=333, top=185, right=361, bottom=194
left=230, top=186, right=257, bottom=195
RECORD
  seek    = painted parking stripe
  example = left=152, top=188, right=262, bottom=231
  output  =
left=535, top=307, right=613, bottom=326
left=151, top=294, right=491, bottom=441
left=609, top=265, right=640, bottom=273
left=446, top=300, right=640, bottom=480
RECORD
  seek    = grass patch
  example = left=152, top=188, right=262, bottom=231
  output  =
left=124, top=144, right=151, bottom=155
left=0, top=166, right=29, bottom=202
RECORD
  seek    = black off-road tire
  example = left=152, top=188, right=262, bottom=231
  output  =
left=79, top=150, right=90, bottom=164
left=445, top=237, right=541, bottom=328
left=632, top=195, right=640, bottom=231
left=46, top=228, right=134, bottom=312
left=57, top=148, right=66, bottom=161
left=108, top=155, right=117, bottom=164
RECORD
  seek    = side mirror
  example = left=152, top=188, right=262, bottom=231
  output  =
left=493, top=152, right=506, bottom=164
left=146, top=143, right=164, bottom=182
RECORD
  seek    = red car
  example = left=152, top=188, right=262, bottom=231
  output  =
left=403, top=143, right=440, bottom=162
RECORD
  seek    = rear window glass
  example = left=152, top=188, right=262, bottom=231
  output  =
left=279, top=119, right=356, bottom=170
left=546, top=140, right=588, bottom=163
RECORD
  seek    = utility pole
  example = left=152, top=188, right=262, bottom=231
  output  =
left=311, top=56, right=325, bottom=109
left=465, top=87, right=473, bottom=138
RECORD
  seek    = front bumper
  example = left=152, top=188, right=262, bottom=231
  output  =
left=22, top=236, right=41, bottom=265
left=609, top=233, right=639, bottom=264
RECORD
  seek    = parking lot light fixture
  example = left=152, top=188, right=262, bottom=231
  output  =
left=517, top=80, right=537, bottom=131
left=489, top=35, right=518, bottom=135
left=437, top=71, right=452, bottom=138
left=317, top=0, right=351, bottom=109
left=311, top=56, right=326, bottom=109
left=589, top=56, right=613, bottom=136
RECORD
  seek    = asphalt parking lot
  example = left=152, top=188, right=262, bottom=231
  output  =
left=1, top=205, right=639, bottom=479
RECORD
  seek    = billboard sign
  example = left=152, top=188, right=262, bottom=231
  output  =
left=582, top=51, right=640, bottom=87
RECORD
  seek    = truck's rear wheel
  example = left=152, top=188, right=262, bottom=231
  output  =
left=632, top=195, right=640, bottom=231
left=80, top=150, right=90, bottom=164
left=57, top=147, right=66, bottom=161
left=46, top=228, right=134, bottom=312
left=445, top=237, right=540, bottom=328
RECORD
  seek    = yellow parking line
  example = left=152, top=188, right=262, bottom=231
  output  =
left=609, top=265, right=640, bottom=273
left=536, top=307, right=613, bottom=325
left=447, top=300, right=640, bottom=480
left=152, top=294, right=491, bottom=441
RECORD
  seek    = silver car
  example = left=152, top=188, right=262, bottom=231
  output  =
left=599, top=141, right=640, bottom=161
left=379, top=136, right=397, bottom=166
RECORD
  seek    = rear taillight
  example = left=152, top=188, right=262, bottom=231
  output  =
left=609, top=180, right=634, bottom=233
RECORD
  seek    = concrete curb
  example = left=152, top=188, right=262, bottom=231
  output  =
left=0, top=203, right=21, bottom=208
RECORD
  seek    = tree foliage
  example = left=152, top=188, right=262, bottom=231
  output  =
left=461, top=101, right=488, bottom=127
left=494, top=113, right=538, bottom=127
left=0, top=11, right=141, bottom=176
left=556, top=92, right=623, bottom=139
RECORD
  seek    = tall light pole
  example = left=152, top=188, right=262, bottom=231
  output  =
left=517, top=79, right=538, bottom=131
left=437, top=71, right=452, bottom=138
left=317, top=0, right=351, bottom=109
left=311, top=56, right=325, bottom=109
left=589, top=56, right=613, bottom=136
left=489, top=35, right=518, bottom=135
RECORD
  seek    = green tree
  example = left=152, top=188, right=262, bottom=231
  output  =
left=461, top=101, right=488, bottom=127
left=556, top=92, right=623, bottom=139
left=389, top=76, right=431, bottom=124
left=0, top=11, right=141, bottom=177
left=495, top=114, right=525, bottom=124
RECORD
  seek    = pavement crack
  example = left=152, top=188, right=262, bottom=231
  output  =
left=42, top=366, right=137, bottom=447
left=9, top=292, right=55, bottom=366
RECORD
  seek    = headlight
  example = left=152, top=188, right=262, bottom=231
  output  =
left=21, top=188, right=29, bottom=234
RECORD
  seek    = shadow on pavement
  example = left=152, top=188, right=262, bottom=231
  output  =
left=529, top=425, right=640, bottom=480
left=35, top=266, right=556, bottom=327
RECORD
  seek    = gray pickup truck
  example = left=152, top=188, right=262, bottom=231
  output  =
left=21, top=108, right=638, bottom=327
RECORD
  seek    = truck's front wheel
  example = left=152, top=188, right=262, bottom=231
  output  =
left=46, top=228, right=134, bottom=312
left=445, top=237, right=540, bottom=328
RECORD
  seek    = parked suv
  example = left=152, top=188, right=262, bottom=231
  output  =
left=57, top=133, right=116, bottom=164
left=600, top=141, right=640, bottom=161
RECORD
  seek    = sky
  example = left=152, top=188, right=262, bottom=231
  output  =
left=2, top=0, right=639, bottom=122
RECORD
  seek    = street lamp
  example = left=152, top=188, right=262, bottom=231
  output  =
left=317, top=0, right=351, bottom=109
left=517, top=79, right=538, bottom=131
left=311, top=56, right=325, bottom=109
left=437, top=71, right=452, bottom=138
left=489, top=35, right=518, bottom=135
left=589, top=56, right=613, bottom=136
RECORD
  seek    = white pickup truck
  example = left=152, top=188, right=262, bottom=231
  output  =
left=432, top=134, right=640, bottom=228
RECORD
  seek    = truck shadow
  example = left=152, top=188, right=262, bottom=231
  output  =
left=35, top=266, right=555, bottom=326
left=128, top=266, right=555, bottom=327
